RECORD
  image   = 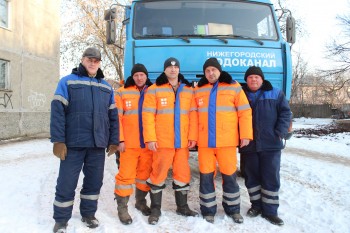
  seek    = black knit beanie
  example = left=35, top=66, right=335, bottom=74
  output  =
left=131, top=63, right=148, bottom=77
left=203, top=57, right=222, bottom=73
left=244, top=66, right=264, bottom=81
left=164, top=57, right=180, bottom=70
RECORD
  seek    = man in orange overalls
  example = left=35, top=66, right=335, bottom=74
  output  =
left=142, top=57, right=198, bottom=225
left=194, top=57, right=253, bottom=224
left=114, top=64, right=153, bottom=225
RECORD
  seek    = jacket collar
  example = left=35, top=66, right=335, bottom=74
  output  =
left=197, top=71, right=235, bottom=87
left=155, top=72, right=191, bottom=87
left=242, top=80, right=273, bottom=92
left=124, top=75, right=153, bottom=89
left=72, top=63, right=105, bottom=79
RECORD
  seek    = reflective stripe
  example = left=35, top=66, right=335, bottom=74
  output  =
left=195, top=87, right=212, bottom=94
left=218, top=86, right=242, bottom=92
left=53, top=199, right=74, bottom=208
left=156, top=89, right=173, bottom=94
left=80, top=194, right=99, bottom=200
left=135, top=178, right=147, bottom=185
left=115, top=184, right=134, bottom=190
left=147, top=178, right=165, bottom=188
left=109, top=103, right=116, bottom=110
left=150, top=189, right=162, bottom=194
left=181, top=88, right=193, bottom=94
left=67, top=80, right=112, bottom=91
left=53, top=95, right=68, bottom=106
left=250, top=194, right=261, bottom=201
left=176, top=186, right=190, bottom=191
left=248, top=185, right=261, bottom=193
left=146, top=88, right=156, bottom=94
left=200, top=200, right=217, bottom=208
left=156, top=109, right=174, bottom=114
left=223, top=191, right=240, bottom=199
left=261, top=188, right=279, bottom=196
left=180, top=109, right=189, bottom=114
left=143, top=107, right=156, bottom=114
left=237, top=104, right=251, bottom=111
left=121, top=90, right=140, bottom=95
left=117, top=107, right=123, bottom=113
left=124, top=109, right=138, bottom=115
left=199, top=192, right=216, bottom=199
left=173, top=179, right=187, bottom=187
left=198, top=107, right=208, bottom=113
left=190, top=107, right=197, bottom=112
left=262, top=197, right=279, bottom=204
left=217, top=106, right=236, bottom=112
left=222, top=198, right=241, bottom=205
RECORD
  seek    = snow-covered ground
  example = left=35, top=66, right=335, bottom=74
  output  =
left=0, top=118, right=349, bottom=233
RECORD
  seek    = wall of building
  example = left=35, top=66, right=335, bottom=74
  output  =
left=0, top=0, right=60, bottom=139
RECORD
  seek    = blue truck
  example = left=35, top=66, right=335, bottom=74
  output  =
left=106, top=0, right=295, bottom=99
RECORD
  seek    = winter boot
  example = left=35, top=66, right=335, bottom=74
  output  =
left=53, top=222, right=67, bottom=233
left=262, top=214, right=284, bottom=226
left=81, top=216, right=99, bottom=228
left=229, top=213, right=244, bottom=224
left=115, top=194, right=133, bottom=225
left=148, top=191, right=162, bottom=225
left=175, top=191, right=199, bottom=217
left=135, top=188, right=151, bottom=216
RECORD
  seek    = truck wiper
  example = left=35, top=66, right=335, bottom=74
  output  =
left=178, top=34, right=228, bottom=44
left=179, top=34, right=263, bottom=45
left=223, top=34, right=264, bottom=45
left=138, top=34, right=190, bottom=43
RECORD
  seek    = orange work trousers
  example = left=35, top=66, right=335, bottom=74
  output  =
left=115, top=148, right=153, bottom=197
left=148, top=148, right=190, bottom=188
left=198, top=147, right=237, bottom=175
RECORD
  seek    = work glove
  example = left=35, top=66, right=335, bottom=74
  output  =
left=53, top=142, right=67, bottom=160
left=106, top=144, right=118, bottom=156
left=284, top=131, right=293, bottom=140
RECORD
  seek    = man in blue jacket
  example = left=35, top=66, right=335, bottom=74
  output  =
left=50, top=47, right=119, bottom=232
left=239, top=66, right=292, bottom=226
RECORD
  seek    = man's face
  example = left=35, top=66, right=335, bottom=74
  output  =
left=133, top=72, right=147, bottom=88
left=204, top=66, right=220, bottom=84
left=164, top=65, right=179, bottom=80
left=246, top=74, right=263, bottom=91
left=81, top=57, right=100, bottom=76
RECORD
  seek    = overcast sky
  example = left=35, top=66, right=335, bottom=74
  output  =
left=286, top=0, right=349, bottom=70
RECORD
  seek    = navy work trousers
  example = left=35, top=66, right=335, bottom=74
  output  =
left=53, top=147, right=105, bottom=223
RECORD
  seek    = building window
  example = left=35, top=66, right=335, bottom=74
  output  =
left=0, top=0, right=9, bottom=28
left=0, top=59, right=9, bottom=89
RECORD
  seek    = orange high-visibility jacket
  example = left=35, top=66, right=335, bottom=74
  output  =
left=194, top=71, right=253, bottom=148
left=115, top=78, right=152, bottom=148
left=142, top=73, right=198, bottom=148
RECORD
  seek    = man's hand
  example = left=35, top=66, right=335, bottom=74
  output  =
left=240, top=139, right=250, bottom=148
left=147, top=141, right=158, bottom=152
left=53, top=142, right=67, bottom=160
left=118, top=142, right=125, bottom=152
left=188, top=140, right=197, bottom=149
left=107, top=144, right=118, bottom=156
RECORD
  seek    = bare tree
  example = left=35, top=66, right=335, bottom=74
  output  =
left=290, top=51, right=309, bottom=104
left=325, top=13, right=350, bottom=75
left=60, top=0, right=128, bottom=81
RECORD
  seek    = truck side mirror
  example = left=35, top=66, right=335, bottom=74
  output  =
left=104, top=8, right=117, bottom=45
left=286, top=16, right=296, bottom=44
left=106, top=20, right=116, bottom=45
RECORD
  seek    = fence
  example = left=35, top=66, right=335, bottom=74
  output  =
left=290, top=104, right=350, bottom=118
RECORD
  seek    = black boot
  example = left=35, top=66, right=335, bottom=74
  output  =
left=148, top=191, right=162, bottom=225
left=175, top=191, right=198, bottom=217
left=115, top=194, right=132, bottom=225
left=135, top=188, right=151, bottom=216
left=262, top=214, right=284, bottom=226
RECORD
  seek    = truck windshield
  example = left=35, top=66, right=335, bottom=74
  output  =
left=133, top=1, right=278, bottom=41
